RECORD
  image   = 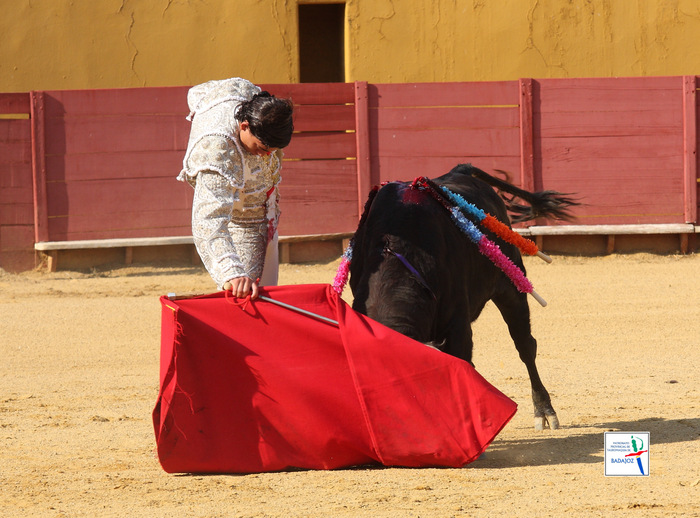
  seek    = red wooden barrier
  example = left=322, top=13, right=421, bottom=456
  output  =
left=31, top=83, right=362, bottom=243
left=0, top=93, right=34, bottom=271
left=1, top=77, right=698, bottom=272
left=36, top=86, right=191, bottom=242
left=369, top=81, right=523, bottom=187
left=262, top=82, right=364, bottom=235
left=535, top=76, right=692, bottom=225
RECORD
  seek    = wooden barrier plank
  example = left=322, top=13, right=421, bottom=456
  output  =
left=0, top=121, right=32, bottom=170
left=44, top=204, right=191, bottom=233
left=0, top=225, right=35, bottom=252
left=45, top=212, right=192, bottom=242
left=526, top=223, right=695, bottom=235
left=0, top=164, right=33, bottom=191
left=259, top=83, right=355, bottom=104
left=43, top=159, right=357, bottom=239
left=371, top=81, right=519, bottom=108
left=0, top=142, right=32, bottom=165
left=277, top=201, right=358, bottom=235
left=0, top=92, right=30, bottom=114
left=0, top=184, right=34, bottom=205
left=371, top=106, right=519, bottom=131
left=45, top=177, right=191, bottom=218
left=373, top=126, right=520, bottom=157
left=35, top=236, right=195, bottom=250
left=0, top=118, right=32, bottom=140
left=291, top=104, right=356, bottom=132
left=282, top=132, right=357, bottom=160
left=44, top=87, right=189, bottom=117
left=539, top=134, right=681, bottom=159
left=0, top=201, right=34, bottom=225
left=536, top=76, right=680, bottom=113
left=280, top=158, right=358, bottom=176
left=44, top=150, right=185, bottom=183
left=44, top=114, right=190, bottom=155
left=45, top=83, right=353, bottom=116
left=279, top=162, right=358, bottom=201
left=371, top=156, right=523, bottom=186
left=538, top=108, right=681, bottom=138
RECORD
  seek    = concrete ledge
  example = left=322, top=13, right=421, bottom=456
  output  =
left=31, top=226, right=697, bottom=271
left=34, top=233, right=355, bottom=271
left=515, top=223, right=697, bottom=254
left=34, top=236, right=194, bottom=251
left=516, top=223, right=697, bottom=236
left=34, top=232, right=356, bottom=252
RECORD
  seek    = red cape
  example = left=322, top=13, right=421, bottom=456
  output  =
left=153, top=284, right=516, bottom=473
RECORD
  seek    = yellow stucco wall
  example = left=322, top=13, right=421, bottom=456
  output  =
left=347, top=0, right=700, bottom=82
left=2, top=0, right=700, bottom=92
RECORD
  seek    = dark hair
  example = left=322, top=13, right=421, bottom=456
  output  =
left=235, top=91, right=294, bottom=149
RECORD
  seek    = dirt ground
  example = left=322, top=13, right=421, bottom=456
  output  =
left=1, top=253, right=699, bottom=517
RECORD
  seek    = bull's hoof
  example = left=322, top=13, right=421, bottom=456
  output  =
left=534, top=413, right=560, bottom=431
left=549, top=414, right=560, bottom=430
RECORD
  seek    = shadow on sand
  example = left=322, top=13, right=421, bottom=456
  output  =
left=473, top=416, right=699, bottom=469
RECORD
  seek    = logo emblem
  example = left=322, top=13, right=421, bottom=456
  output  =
left=604, top=431, right=650, bottom=476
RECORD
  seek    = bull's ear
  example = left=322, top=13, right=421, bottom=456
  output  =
left=355, top=185, right=380, bottom=234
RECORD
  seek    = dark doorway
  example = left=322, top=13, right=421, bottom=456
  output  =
left=298, top=3, right=345, bottom=83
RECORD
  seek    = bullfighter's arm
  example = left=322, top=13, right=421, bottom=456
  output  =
left=191, top=170, right=248, bottom=289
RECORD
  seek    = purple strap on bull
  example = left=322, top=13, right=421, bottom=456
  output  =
left=383, top=247, right=437, bottom=300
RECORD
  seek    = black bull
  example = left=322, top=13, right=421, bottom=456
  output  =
left=348, top=164, right=578, bottom=430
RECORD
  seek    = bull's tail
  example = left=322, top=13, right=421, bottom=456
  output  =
left=465, top=165, right=579, bottom=223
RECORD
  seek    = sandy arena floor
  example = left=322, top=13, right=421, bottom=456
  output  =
left=1, top=253, right=698, bottom=517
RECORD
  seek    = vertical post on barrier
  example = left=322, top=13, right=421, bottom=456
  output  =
left=30, top=91, right=49, bottom=246
left=682, top=75, right=698, bottom=224
left=519, top=78, right=535, bottom=193
left=354, top=81, right=371, bottom=220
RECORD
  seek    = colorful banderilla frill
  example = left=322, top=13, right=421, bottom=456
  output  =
left=412, top=177, right=547, bottom=307
left=332, top=244, right=353, bottom=295
left=437, top=185, right=552, bottom=263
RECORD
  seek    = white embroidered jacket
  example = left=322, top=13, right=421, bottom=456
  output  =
left=177, top=78, right=282, bottom=289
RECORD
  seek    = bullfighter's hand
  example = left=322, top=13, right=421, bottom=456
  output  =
left=223, top=277, right=259, bottom=300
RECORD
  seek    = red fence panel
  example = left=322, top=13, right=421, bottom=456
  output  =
left=38, top=86, right=190, bottom=241
left=263, top=82, right=360, bottom=237
left=35, top=82, right=360, bottom=242
left=534, top=76, right=689, bottom=225
left=369, top=81, right=523, bottom=187
left=0, top=93, right=34, bottom=271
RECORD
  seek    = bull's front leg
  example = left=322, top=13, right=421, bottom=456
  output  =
left=493, top=291, right=560, bottom=431
left=517, top=336, right=560, bottom=431
left=442, top=311, right=475, bottom=366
